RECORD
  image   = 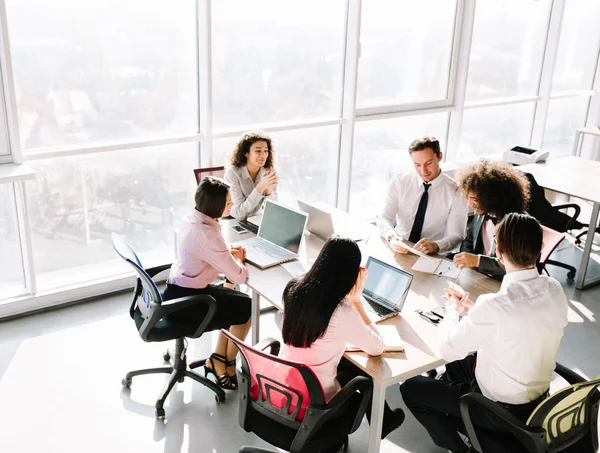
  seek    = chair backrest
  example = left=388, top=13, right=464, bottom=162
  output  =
left=523, top=171, right=575, bottom=232
left=193, top=166, right=225, bottom=185
left=538, top=225, right=565, bottom=271
left=111, top=233, right=163, bottom=317
left=222, top=330, right=326, bottom=427
left=527, top=375, right=600, bottom=450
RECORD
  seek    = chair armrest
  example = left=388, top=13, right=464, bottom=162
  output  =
left=326, top=376, right=373, bottom=433
left=460, top=393, right=545, bottom=453
left=140, top=295, right=217, bottom=341
left=555, top=362, right=587, bottom=385
left=553, top=203, right=582, bottom=229
left=146, top=264, right=172, bottom=278
left=254, top=337, right=281, bottom=356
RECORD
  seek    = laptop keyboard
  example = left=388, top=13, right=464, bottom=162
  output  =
left=247, top=237, right=294, bottom=259
left=364, top=298, right=394, bottom=317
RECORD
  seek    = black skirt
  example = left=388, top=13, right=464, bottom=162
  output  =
left=162, top=283, right=251, bottom=331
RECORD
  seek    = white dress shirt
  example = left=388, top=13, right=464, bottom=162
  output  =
left=438, top=268, right=569, bottom=405
left=282, top=299, right=385, bottom=401
left=377, top=171, right=468, bottom=254
left=224, top=165, right=278, bottom=219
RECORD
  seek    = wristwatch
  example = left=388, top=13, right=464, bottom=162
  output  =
left=386, top=231, right=397, bottom=242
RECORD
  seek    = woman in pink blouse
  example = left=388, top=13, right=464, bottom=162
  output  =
left=164, top=176, right=251, bottom=390
left=281, top=237, right=405, bottom=440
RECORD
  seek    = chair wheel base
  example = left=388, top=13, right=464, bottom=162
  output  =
left=163, top=351, right=171, bottom=362
left=567, top=271, right=576, bottom=281
left=122, top=378, right=132, bottom=388
left=156, top=407, right=165, bottom=419
left=215, top=392, right=226, bottom=403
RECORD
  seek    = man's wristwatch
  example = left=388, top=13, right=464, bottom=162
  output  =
left=386, top=232, right=397, bottom=242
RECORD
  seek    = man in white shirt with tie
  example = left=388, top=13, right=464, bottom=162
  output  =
left=378, top=136, right=468, bottom=255
left=401, top=213, right=569, bottom=453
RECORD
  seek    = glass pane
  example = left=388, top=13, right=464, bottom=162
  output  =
left=466, top=0, right=551, bottom=101
left=543, top=97, right=590, bottom=157
left=25, top=144, right=199, bottom=290
left=0, top=184, right=26, bottom=298
left=7, top=0, right=197, bottom=151
left=211, top=1, right=346, bottom=128
left=552, top=0, right=600, bottom=92
left=349, top=113, right=449, bottom=219
left=457, top=103, right=536, bottom=161
left=357, top=0, right=457, bottom=107
left=213, top=126, right=339, bottom=207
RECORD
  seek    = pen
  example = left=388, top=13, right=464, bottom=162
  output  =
left=414, top=309, right=441, bottom=324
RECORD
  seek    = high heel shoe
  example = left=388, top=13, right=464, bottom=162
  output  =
left=204, top=353, right=237, bottom=390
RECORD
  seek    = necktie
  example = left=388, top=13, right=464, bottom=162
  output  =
left=408, top=183, right=431, bottom=244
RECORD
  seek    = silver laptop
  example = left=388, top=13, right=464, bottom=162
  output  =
left=235, top=200, right=308, bottom=270
left=297, top=199, right=366, bottom=241
left=362, top=256, right=413, bottom=322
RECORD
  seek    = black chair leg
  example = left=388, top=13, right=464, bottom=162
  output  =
left=155, top=369, right=182, bottom=418
left=125, top=366, right=173, bottom=380
left=189, top=358, right=207, bottom=369
left=239, top=447, right=278, bottom=453
left=183, top=369, right=226, bottom=402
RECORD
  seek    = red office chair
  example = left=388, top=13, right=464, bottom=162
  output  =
left=193, top=166, right=225, bottom=185
left=221, top=330, right=373, bottom=453
left=538, top=225, right=575, bottom=280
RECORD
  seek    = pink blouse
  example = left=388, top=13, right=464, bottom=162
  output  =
left=281, top=299, right=385, bottom=401
left=168, top=210, right=248, bottom=288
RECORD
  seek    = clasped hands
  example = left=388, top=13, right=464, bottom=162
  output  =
left=442, top=285, right=474, bottom=315
left=230, top=244, right=247, bottom=262
left=256, top=169, right=278, bottom=195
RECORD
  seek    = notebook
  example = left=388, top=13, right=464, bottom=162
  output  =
left=412, top=256, right=461, bottom=279
left=346, top=325, right=405, bottom=352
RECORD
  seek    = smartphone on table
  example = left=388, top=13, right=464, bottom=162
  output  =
left=229, top=224, right=249, bottom=234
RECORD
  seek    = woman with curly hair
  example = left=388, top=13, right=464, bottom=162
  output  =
left=453, top=159, right=530, bottom=279
left=224, top=131, right=279, bottom=220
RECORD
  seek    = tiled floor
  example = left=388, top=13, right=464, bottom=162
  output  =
left=1, top=239, right=599, bottom=453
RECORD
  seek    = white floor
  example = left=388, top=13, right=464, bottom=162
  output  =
left=1, top=241, right=599, bottom=453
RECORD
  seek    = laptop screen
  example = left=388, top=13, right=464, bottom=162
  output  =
left=258, top=200, right=308, bottom=254
left=363, top=257, right=413, bottom=310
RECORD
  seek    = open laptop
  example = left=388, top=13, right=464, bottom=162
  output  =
left=297, top=199, right=367, bottom=241
left=361, top=256, right=413, bottom=322
left=234, top=200, right=308, bottom=269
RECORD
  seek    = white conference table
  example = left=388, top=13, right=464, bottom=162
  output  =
left=519, top=156, right=600, bottom=290
left=222, top=217, right=500, bottom=453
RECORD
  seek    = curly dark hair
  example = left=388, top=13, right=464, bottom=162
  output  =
left=455, top=159, right=530, bottom=218
left=229, top=131, right=275, bottom=169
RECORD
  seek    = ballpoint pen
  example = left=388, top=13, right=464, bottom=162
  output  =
left=414, top=309, right=441, bottom=324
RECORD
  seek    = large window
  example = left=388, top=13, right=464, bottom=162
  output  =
left=357, top=0, right=457, bottom=108
left=0, top=184, right=25, bottom=298
left=211, top=0, right=346, bottom=129
left=25, top=144, right=199, bottom=290
left=465, top=0, right=551, bottom=101
left=349, top=113, right=449, bottom=219
left=543, top=97, right=591, bottom=157
left=552, top=0, right=600, bottom=92
left=458, top=103, right=536, bottom=161
left=6, top=0, right=197, bottom=150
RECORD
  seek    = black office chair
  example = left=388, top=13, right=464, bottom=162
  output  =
left=221, top=330, right=373, bottom=453
left=112, top=233, right=225, bottom=419
left=523, top=172, right=584, bottom=281
left=460, top=363, right=600, bottom=453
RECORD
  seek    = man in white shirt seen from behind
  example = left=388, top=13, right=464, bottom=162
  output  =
left=378, top=136, right=468, bottom=255
left=400, top=213, right=569, bottom=453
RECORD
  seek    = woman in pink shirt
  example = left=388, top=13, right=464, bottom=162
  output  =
left=164, top=176, right=251, bottom=390
left=281, top=236, right=405, bottom=440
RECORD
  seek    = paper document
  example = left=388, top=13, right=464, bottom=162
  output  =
left=412, top=256, right=461, bottom=279
left=397, top=238, right=430, bottom=259
left=346, top=325, right=405, bottom=353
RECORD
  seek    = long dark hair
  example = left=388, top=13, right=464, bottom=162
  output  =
left=282, top=236, right=361, bottom=348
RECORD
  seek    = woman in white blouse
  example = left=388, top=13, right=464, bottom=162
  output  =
left=224, top=131, right=279, bottom=220
left=281, top=236, right=405, bottom=441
